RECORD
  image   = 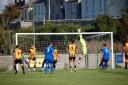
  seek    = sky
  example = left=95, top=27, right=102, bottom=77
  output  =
left=0, top=0, right=29, bottom=13
left=0, top=0, right=8, bottom=13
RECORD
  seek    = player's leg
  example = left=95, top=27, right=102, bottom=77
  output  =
left=14, top=59, right=18, bottom=74
left=19, top=59, right=25, bottom=74
left=53, top=60, right=55, bottom=70
left=28, top=58, right=31, bottom=70
left=44, top=59, right=49, bottom=74
left=42, top=59, right=45, bottom=71
left=49, top=59, right=53, bottom=73
left=24, top=59, right=29, bottom=71
left=69, top=55, right=73, bottom=72
left=104, top=59, right=109, bottom=69
left=125, top=62, right=127, bottom=69
left=99, top=58, right=103, bottom=69
left=73, top=57, right=77, bottom=72
left=33, top=58, right=37, bottom=71
left=53, top=60, right=57, bottom=71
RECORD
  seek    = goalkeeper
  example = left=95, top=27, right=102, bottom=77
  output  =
left=79, top=34, right=87, bottom=55
left=79, top=33, right=87, bottom=66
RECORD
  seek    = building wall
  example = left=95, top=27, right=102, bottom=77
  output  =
left=20, top=0, right=125, bottom=22
left=107, top=0, right=125, bottom=17
left=81, top=0, right=105, bottom=19
left=81, top=0, right=125, bottom=19
left=33, top=3, right=45, bottom=21
left=50, top=0, right=64, bottom=20
left=65, top=1, right=79, bottom=19
left=21, top=8, right=32, bottom=21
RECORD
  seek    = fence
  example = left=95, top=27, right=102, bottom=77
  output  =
left=0, top=53, right=123, bottom=71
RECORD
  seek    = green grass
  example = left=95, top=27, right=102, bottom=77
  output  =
left=0, top=69, right=128, bottom=85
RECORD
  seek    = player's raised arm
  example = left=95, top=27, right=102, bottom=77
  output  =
left=78, top=29, right=87, bottom=56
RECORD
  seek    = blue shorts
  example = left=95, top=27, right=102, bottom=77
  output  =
left=44, top=59, right=53, bottom=65
left=103, top=58, right=109, bottom=63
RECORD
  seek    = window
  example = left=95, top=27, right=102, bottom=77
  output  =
left=99, top=0, right=102, bottom=11
left=38, top=5, right=40, bottom=15
left=92, top=0, right=95, bottom=13
left=34, top=6, right=36, bottom=15
left=85, top=0, right=88, bottom=13
left=42, top=4, right=44, bottom=14
left=111, top=0, right=114, bottom=5
left=92, top=15, right=95, bottom=18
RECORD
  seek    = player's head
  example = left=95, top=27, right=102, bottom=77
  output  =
left=102, top=44, right=106, bottom=47
left=125, top=42, right=128, bottom=47
left=71, top=39, right=75, bottom=44
left=16, top=45, right=20, bottom=48
left=31, top=45, right=35, bottom=48
left=48, top=43, right=52, bottom=47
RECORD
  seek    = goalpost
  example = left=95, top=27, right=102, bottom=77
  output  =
left=15, top=32, right=114, bottom=69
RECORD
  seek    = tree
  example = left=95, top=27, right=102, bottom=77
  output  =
left=116, top=7, right=128, bottom=44
left=35, top=22, right=95, bottom=42
left=0, top=3, right=20, bottom=30
left=0, top=29, right=12, bottom=55
left=36, top=22, right=94, bottom=33
left=95, top=15, right=117, bottom=33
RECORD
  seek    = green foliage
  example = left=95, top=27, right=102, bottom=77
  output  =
left=16, top=27, right=33, bottom=33
left=0, top=4, right=20, bottom=29
left=36, top=22, right=94, bottom=33
left=35, top=22, right=95, bottom=42
left=95, top=15, right=117, bottom=33
left=116, top=8, right=128, bottom=43
left=0, top=29, right=12, bottom=55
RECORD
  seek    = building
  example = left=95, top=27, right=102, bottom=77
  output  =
left=15, top=0, right=25, bottom=6
left=20, top=0, right=38, bottom=21
left=33, top=0, right=45, bottom=21
left=20, top=0, right=64, bottom=21
left=81, top=0, right=125, bottom=19
left=46, top=0, right=64, bottom=20
left=105, top=0, right=125, bottom=17
left=65, top=0, right=81, bottom=19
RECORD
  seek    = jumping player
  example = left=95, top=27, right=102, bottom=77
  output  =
left=67, top=39, right=77, bottom=72
left=99, top=44, right=110, bottom=69
left=79, top=33, right=87, bottom=67
left=28, top=45, right=37, bottom=71
left=13, top=45, right=25, bottom=74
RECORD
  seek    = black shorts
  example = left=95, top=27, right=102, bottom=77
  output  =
left=14, top=59, right=23, bottom=64
left=29, top=57, right=36, bottom=60
left=125, top=54, right=128, bottom=58
left=125, top=55, right=128, bottom=62
left=69, top=57, right=76, bottom=61
left=69, top=53, right=76, bottom=57
left=53, top=60, right=57, bottom=64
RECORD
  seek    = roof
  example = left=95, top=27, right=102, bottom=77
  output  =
left=21, top=0, right=38, bottom=8
left=34, top=0, right=44, bottom=4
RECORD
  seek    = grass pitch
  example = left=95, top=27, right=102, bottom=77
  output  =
left=0, top=69, right=128, bottom=85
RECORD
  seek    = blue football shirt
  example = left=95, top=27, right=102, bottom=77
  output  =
left=101, top=48, right=110, bottom=60
left=45, top=46, right=54, bottom=60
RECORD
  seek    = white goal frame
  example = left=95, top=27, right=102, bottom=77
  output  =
left=15, top=32, right=114, bottom=69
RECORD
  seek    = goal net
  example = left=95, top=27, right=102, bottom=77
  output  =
left=14, top=32, right=114, bottom=69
